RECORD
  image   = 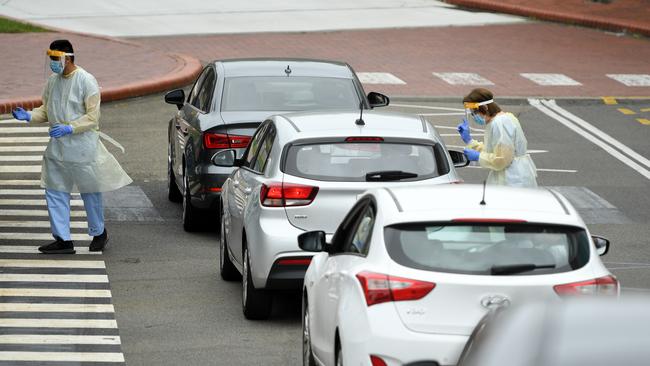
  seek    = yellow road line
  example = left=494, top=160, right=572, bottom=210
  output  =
left=618, top=108, right=636, bottom=115
left=602, top=97, right=617, bottom=105
left=641, top=108, right=650, bottom=113
left=637, top=118, right=650, bottom=125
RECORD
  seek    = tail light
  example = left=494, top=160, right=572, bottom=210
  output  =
left=370, top=355, right=387, bottom=366
left=260, top=182, right=319, bottom=207
left=554, top=275, right=619, bottom=297
left=203, top=133, right=251, bottom=149
left=356, top=271, right=435, bottom=307
left=277, top=257, right=312, bottom=266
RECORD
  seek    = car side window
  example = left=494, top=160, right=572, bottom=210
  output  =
left=243, top=123, right=269, bottom=168
left=188, top=68, right=209, bottom=107
left=342, top=206, right=375, bottom=255
left=251, top=124, right=276, bottom=173
left=194, top=68, right=216, bottom=113
left=330, top=199, right=371, bottom=254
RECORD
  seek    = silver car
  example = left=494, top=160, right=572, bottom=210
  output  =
left=215, top=110, right=468, bottom=319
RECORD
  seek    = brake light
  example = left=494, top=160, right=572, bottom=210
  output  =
left=277, top=258, right=312, bottom=266
left=554, top=275, right=619, bottom=297
left=260, top=183, right=319, bottom=207
left=370, top=355, right=387, bottom=366
left=203, top=133, right=251, bottom=149
left=356, top=272, right=435, bottom=306
left=345, top=137, right=384, bottom=142
left=452, top=218, right=527, bottom=223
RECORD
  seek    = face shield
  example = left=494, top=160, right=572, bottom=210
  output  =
left=45, top=49, right=73, bottom=77
left=464, top=99, right=493, bottom=125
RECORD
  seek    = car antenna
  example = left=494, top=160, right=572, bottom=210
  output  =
left=284, top=65, right=291, bottom=76
left=355, top=100, right=365, bottom=126
left=480, top=180, right=487, bottom=206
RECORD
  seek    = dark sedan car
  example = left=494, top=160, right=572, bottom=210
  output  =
left=165, top=58, right=389, bottom=231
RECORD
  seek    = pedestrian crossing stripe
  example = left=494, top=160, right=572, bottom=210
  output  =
left=0, top=166, right=42, bottom=173
left=357, top=72, right=406, bottom=85
left=0, top=209, right=87, bottom=217
left=0, top=199, right=84, bottom=206
left=432, top=72, right=494, bottom=85
left=0, top=351, right=124, bottom=362
left=520, top=73, right=581, bottom=86
left=0, top=220, right=88, bottom=229
left=0, top=136, right=49, bottom=143
left=0, top=246, right=99, bottom=254
left=0, top=304, right=114, bottom=313
left=607, top=74, right=650, bottom=87
left=0, top=156, right=43, bottom=162
left=0, top=233, right=92, bottom=241
left=0, top=260, right=104, bottom=268
left=0, top=146, right=47, bottom=152
left=0, top=127, right=49, bottom=134
left=0, top=274, right=109, bottom=283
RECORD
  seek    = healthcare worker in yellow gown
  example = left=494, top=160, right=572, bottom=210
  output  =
left=11, top=39, right=132, bottom=254
left=457, top=88, right=538, bottom=188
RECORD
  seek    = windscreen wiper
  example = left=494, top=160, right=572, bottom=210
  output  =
left=490, top=263, right=555, bottom=275
left=365, top=170, right=418, bottom=182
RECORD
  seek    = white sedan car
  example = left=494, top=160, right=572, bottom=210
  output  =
left=216, top=110, right=467, bottom=319
left=300, top=184, right=617, bottom=366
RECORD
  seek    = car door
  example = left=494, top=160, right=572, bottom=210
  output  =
left=227, top=122, right=270, bottom=266
left=312, top=199, right=375, bottom=363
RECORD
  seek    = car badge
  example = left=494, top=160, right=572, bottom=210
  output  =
left=480, top=295, right=511, bottom=309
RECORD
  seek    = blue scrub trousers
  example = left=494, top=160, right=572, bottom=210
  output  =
left=45, top=189, right=104, bottom=241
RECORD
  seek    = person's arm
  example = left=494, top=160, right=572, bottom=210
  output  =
left=68, top=93, right=100, bottom=134
left=478, top=119, right=515, bottom=171
left=29, top=87, right=49, bottom=123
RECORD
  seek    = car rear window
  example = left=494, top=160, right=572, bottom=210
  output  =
left=221, top=76, right=359, bottom=111
left=384, top=223, right=590, bottom=275
left=284, top=143, right=442, bottom=182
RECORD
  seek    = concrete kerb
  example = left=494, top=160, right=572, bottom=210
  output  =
left=443, top=0, right=650, bottom=37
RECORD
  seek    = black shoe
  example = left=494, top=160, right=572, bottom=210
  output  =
left=89, top=229, right=109, bottom=252
left=39, top=237, right=75, bottom=254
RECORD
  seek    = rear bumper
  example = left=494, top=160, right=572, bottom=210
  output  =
left=190, top=166, right=232, bottom=210
left=266, top=257, right=312, bottom=290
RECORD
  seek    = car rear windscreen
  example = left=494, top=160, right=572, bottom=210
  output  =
left=284, top=143, right=441, bottom=182
left=221, top=76, right=359, bottom=111
left=384, top=223, right=590, bottom=275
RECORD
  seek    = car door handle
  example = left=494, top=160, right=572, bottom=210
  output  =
left=243, top=187, right=252, bottom=195
left=232, top=180, right=240, bottom=187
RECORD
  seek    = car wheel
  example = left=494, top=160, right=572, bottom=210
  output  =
left=302, top=294, right=316, bottom=366
left=220, top=208, right=240, bottom=281
left=182, top=167, right=200, bottom=232
left=242, top=245, right=272, bottom=320
left=167, top=146, right=182, bottom=202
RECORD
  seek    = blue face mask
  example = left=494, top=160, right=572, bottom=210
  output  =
left=472, top=113, right=486, bottom=126
left=50, top=60, right=64, bottom=74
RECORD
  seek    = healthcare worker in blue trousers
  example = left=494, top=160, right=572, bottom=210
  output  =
left=11, top=39, right=132, bottom=254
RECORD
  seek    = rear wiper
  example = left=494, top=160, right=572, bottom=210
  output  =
left=490, top=263, right=555, bottom=275
left=365, top=170, right=418, bottom=182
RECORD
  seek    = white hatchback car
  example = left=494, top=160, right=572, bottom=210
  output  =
left=216, top=110, right=468, bottom=319
left=299, top=184, right=616, bottom=366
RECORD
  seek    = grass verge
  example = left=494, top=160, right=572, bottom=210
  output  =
left=0, top=17, right=47, bottom=33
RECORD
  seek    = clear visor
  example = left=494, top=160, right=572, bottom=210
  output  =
left=44, top=49, right=73, bottom=77
left=463, top=99, right=493, bottom=121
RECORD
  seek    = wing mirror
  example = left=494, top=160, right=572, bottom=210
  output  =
left=165, top=89, right=185, bottom=110
left=211, top=149, right=241, bottom=167
left=449, top=150, right=470, bottom=168
left=592, top=235, right=610, bottom=256
left=367, top=92, right=390, bottom=108
left=298, top=231, right=328, bottom=253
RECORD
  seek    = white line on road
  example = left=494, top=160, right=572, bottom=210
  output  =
left=0, top=288, right=111, bottom=297
left=0, top=127, right=49, bottom=134
left=606, top=74, right=650, bottom=87
left=433, top=72, right=494, bottom=85
left=356, top=72, right=406, bottom=84
left=0, top=137, right=49, bottom=143
left=0, top=220, right=87, bottom=228
left=0, top=166, right=41, bottom=173
left=0, top=246, right=98, bottom=254
left=0, top=318, right=117, bottom=328
left=0, top=334, right=120, bottom=344
left=0, top=209, right=86, bottom=217
left=0, top=199, right=83, bottom=206
left=0, top=180, right=41, bottom=186
left=0, top=259, right=104, bottom=268
left=0, top=274, right=108, bottom=283
left=520, top=73, right=581, bottom=86
left=0, top=351, right=124, bottom=362
left=390, top=103, right=464, bottom=112
left=0, top=146, right=46, bottom=152
left=0, top=189, right=81, bottom=196
left=0, top=233, right=92, bottom=241
left=0, top=156, right=42, bottom=162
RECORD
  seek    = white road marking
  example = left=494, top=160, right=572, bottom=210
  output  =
left=0, top=319, right=117, bottom=328
left=0, top=199, right=84, bottom=206
left=0, top=137, right=49, bottom=143
left=530, top=99, right=650, bottom=180
left=0, top=156, right=42, bottom=162
left=0, top=351, right=124, bottom=362
left=0, top=209, right=86, bottom=217
left=391, top=103, right=464, bottom=112
left=433, top=72, right=494, bottom=85
left=0, top=220, right=87, bottom=228
left=0, top=166, right=41, bottom=173
left=0, top=274, right=108, bottom=283
left=520, top=73, right=581, bottom=86
left=0, top=127, right=49, bottom=134
left=0, top=246, right=98, bottom=254
left=0, top=189, right=80, bottom=196
left=0, top=288, right=111, bottom=297
left=0, top=180, right=41, bottom=186
left=606, top=74, right=650, bottom=87
left=0, top=259, right=104, bottom=268
left=357, top=72, right=406, bottom=84
left=0, top=233, right=92, bottom=241
left=0, top=146, right=46, bottom=152
left=0, top=334, right=120, bottom=344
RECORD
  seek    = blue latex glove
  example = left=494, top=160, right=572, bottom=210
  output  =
left=464, top=148, right=480, bottom=162
left=49, top=124, right=73, bottom=138
left=457, top=119, right=472, bottom=144
left=12, top=107, right=31, bottom=122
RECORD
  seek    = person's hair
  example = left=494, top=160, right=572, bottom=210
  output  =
left=49, top=39, right=74, bottom=63
left=463, top=88, right=501, bottom=116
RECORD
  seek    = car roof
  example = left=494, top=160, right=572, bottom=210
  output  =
left=274, top=110, right=433, bottom=141
left=218, top=58, right=354, bottom=78
left=377, top=184, right=583, bottom=226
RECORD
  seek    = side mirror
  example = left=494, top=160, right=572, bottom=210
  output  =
left=298, top=231, right=327, bottom=252
left=367, top=92, right=390, bottom=108
left=165, top=89, right=185, bottom=110
left=592, top=235, right=610, bottom=256
left=449, top=150, right=470, bottom=168
left=211, top=149, right=238, bottom=167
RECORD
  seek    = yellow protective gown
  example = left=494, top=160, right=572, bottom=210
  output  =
left=30, top=67, right=132, bottom=193
left=466, top=112, right=537, bottom=188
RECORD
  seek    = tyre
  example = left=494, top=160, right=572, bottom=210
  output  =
left=242, top=245, right=272, bottom=320
left=302, top=294, right=316, bottom=366
left=219, top=209, right=240, bottom=281
left=182, top=167, right=201, bottom=232
left=167, top=148, right=182, bottom=202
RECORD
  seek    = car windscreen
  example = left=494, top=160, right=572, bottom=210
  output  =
left=221, top=76, right=360, bottom=111
left=284, top=142, right=441, bottom=182
left=384, top=223, right=590, bottom=275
